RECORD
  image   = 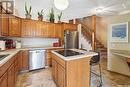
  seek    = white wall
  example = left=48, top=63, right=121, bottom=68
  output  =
left=7, top=37, right=59, bottom=47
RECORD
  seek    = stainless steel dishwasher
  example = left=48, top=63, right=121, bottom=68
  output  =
left=29, top=49, right=46, bottom=71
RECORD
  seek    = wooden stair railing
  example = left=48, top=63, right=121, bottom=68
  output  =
left=76, top=17, right=96, bottom=51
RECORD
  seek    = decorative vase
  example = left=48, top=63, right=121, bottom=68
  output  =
left=38, top=16, right=43, bottom=21
left=25, top=14, right=31, bottom=19
left=50, top=18, right=55, bottom=23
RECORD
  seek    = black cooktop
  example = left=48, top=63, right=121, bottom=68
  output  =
left=56, top=50, right=83, bottom=57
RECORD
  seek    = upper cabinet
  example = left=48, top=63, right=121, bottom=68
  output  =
left=21, top=19, right=35, bottom=37
left=0, top=14, right=9, bottom=36
left=63, top=23, right=77, bottom=31
left=0, top=15, right=77, bottom=38
left=9, top=16, right=21, bottom=37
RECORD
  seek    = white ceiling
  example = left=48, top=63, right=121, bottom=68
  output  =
left=14, top=0, right=130, bottom=21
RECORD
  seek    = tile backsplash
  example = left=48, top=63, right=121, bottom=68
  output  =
left=6, top=37, right=59, bottom=47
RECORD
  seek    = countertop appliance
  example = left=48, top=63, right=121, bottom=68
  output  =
left=5, top=39, right=14, bottom=49
left=0, top=40, right=6, bottom=50
left=56, top=50, right=83, bottom=57
left=64, top=30, right=79, bottom=49
left=29, top=49, right=46, bottom=71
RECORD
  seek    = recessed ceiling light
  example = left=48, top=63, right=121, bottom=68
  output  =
left=96, top=7, right=104, bottom=13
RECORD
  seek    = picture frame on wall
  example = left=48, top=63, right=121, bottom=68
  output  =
left=110, top=22, right=129, bottom=42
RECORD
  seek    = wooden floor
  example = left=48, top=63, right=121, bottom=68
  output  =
left=16, top=58, right=130, bottom=87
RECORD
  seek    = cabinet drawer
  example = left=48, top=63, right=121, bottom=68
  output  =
left=52, top=54, right=65, bottom=68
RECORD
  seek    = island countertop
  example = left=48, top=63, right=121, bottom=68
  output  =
left=51, top=49, right=98, bottom=61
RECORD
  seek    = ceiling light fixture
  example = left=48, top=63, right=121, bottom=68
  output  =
left=54, top=0, right=69, bottom=10
left=96, top=7, right=104, bottom=13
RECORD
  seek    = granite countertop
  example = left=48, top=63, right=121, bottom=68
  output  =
left=22, top=46, right=63, bottom=50
left=111, top=49, right=130, bottom=58
left=51, top=49, right=98, bottom=61
left=0, top=46, right=63, bottom=67
left=0, top=49, right=20, bottom=67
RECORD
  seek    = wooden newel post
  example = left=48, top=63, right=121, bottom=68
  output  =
left=92, top=15, right=96, bottom=51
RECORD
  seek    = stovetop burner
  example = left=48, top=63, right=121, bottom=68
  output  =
left=56, top=50, right=83, bottom=57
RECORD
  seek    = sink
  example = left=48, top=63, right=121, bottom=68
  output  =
left=0, top=54, right=10, bottom=61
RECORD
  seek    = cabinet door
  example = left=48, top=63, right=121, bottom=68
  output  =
left=52, top=59, right=58, bottom=83
left=57, top=64, right=65, bottom=87
left=47, top=23, right=55, bottom=38
left=55, top=24, right=63, bottom=38
left=35, top=21, right=43, bottom=37
left=21, top=20, right=35, bottom=37
left=8, top=63, right=15, bottom=87
left=22, top=50, right=29, bottom=70
left=0, top=72, right=8, bottom=87
left=9, top=16, right=21, bottom=36
left=63, top=23, right=77, bottom=31
left=41, top=22, right=48, bottom=37
left=0, top=15, right=9, bottom=36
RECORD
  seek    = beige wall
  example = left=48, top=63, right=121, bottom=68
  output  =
left=106, top=13, right=130, bottom=50
left=106, top=13, right=130, bottom=76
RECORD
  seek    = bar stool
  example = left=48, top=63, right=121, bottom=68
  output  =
left=90, top=52, right=102, bottom=87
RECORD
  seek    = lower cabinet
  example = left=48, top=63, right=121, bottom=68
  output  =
left=0, top=72, right=8, bottom=87
left=0, top=50, right=29, bottom=87
left=21, top=50, right=29, bottom=70
left=52, top=59, right=66, bottom=87
left=57, top=64, right=65, bottom=87
left=52, top=54, right=91, bottom=87
left=8, top=63, right=15, bottom=87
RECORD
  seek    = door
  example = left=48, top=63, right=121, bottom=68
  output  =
left=22, top=50, right=29, bottom=70
left=29, top=50, right=45, bottom=70
left=0, top=72, right=8, bottom=87
left=9, top=16, right=21, bottom=36
left=8, top=63, right=15, bottom=87
left=52, top=59, right=58, bottom=83
left=21, top=20, right=35, bottom=37
left=0, top=14, right=9, bottom=36
left=57, top=64, right=65, bottom=87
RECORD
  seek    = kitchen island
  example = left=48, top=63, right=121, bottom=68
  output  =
left=51, top=49, right=97, bottom=87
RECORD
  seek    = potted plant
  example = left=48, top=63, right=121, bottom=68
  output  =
left=49, top=8, right=55, bottom=23
left=57, top=12, right=62, bottom=23
left=38, top=9, right=44, bottom=21
left=25, top=3, right=32, bottom=19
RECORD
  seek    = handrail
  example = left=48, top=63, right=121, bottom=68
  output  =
left=77, top=19, right=96, bottom=50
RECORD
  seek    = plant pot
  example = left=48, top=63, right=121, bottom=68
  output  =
left=58, top=21, right=62, bottom=23
left=25, top=14, right=31, bottom=19
left=50, top=18, right=55, bottom=23
left=38, top=16, right=43, bottom=21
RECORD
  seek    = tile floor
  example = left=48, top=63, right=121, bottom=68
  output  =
left=16, top=58, right=130, bottom=87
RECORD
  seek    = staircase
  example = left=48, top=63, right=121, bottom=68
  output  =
left=77, top=19, right=107, bottom=59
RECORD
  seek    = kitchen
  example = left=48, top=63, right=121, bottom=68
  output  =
left=1, top=0, right=130, bottom=87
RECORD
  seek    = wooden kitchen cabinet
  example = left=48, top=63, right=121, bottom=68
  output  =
left=52, top=54, right=91, bottom=87
left=0, top=14, right=9, bottom=36
left=8, top=63, right=15, bottom=87
left=0, top=72, right=8, bottom=87
left=35, top=21, right=43, bottom=37
left=63, top=23, right=77, bottom=31
left=52, top=54, right=66, bottom=87
left=21, top=19, right=35, bottom=37
left=21, top=50, right=29, bottom=70
left=55, top=23, right=63, bottom=39
left=47, top=23, right=56, bottom=38
left=9, top=16, right=21, bottom=37
left=52, top=59, right=58, bottom=83
left=57, top=64, right=65, bottom=87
